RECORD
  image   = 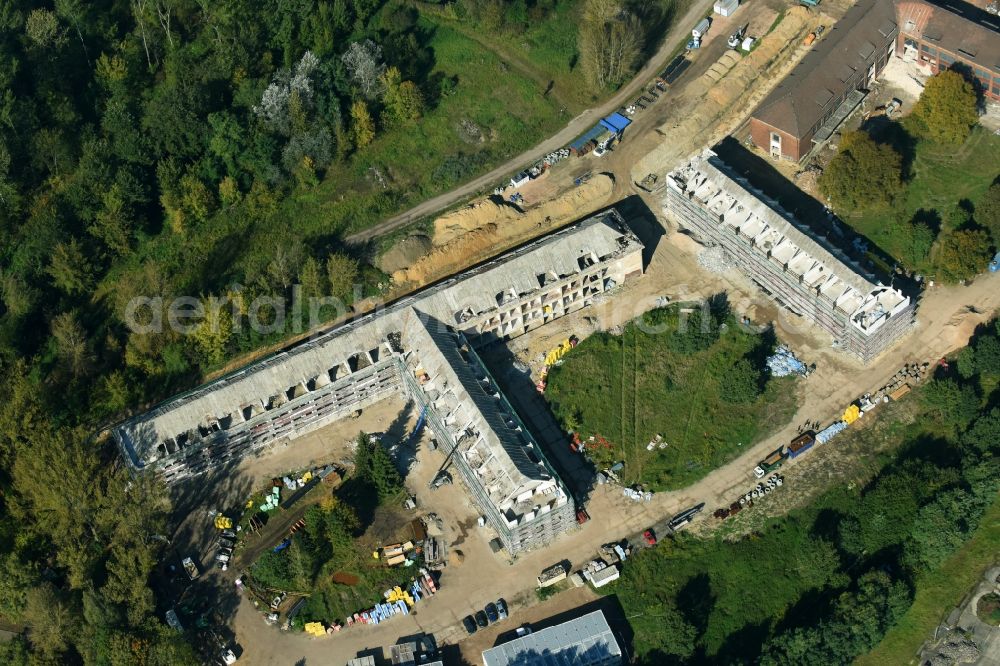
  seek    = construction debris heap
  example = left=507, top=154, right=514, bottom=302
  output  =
left=664, top=152, right=914, bottom=364
left=113, top=210, right=644, bottom=554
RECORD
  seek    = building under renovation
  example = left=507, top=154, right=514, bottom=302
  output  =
left=114, top=209, right=644, bottom=553
left=664, top=152, right=914, bottom=364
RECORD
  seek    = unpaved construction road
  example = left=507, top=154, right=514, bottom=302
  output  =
left=344, top=0, right=716, bottom=244
left=233, top=221, right=1000, bottom=664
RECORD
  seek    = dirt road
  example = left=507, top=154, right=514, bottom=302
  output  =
left=344, top=0, right=716, bottom=244
left=232, top=220, right=1000, bottom=664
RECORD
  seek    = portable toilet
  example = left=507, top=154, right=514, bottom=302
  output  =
left=692, top=18, right=711, bottom=40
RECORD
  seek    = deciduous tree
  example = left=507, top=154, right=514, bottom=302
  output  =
left=326, top=252, right=359, bottom=302
left=342, top=40, right=386, bottom=100
left=936, top=228, right=992, bottom=283
left=910, top=70, right=979, bottom=145
left=350, top=100, right=375, bottom=148
left=47, top=239, right=95, bottom=296
left=819, top=130, right=903, bottom=210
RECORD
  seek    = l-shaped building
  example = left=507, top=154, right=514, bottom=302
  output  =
left=113, top=210, right=644, bottom=554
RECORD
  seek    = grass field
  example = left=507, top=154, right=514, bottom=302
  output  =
left=544, top=303, right=797, bottom=491
left=856, top=495, right=1000, bottom=666
left=839, top=126, right=1000, bottom=272
left=281, top=19, right=569, bottom=240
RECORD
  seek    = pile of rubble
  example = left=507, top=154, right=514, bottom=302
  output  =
left=697, top=246, right=734, bottom=274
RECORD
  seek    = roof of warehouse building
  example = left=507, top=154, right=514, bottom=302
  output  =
left=114, top=210, right=642, bottom=470
left=752, top=0, right=897, bottom=137
left=482, top=610, right=622, bottom=666
left=897, top=0, right=1000, bottom=72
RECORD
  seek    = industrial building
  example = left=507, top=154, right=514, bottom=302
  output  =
left=113, top=209, right=644, bottom=553
left=749, top=0, right=898, bottom=160
left=896, top=0, right=1000, bottom=100
left=482, top=610, right=623, bottom=666
left=664, top=152, right=914, bottom=364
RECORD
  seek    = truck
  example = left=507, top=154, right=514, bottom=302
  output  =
left=788, top=431, right=816, bottom=459
left=692, top=18, right=711, bottom=40
left=181, top=556, right=199, bottom=581
left=753, top=447, right=787, bottom=478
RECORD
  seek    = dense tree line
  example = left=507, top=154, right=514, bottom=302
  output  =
left=0, top=0, right=444, bottom=661
left=613, top=319, right=1000, bottom=665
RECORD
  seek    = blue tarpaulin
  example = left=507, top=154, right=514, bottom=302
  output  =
left=569, top=124, right=607, bottom=151
left=602, top=112, right=632, bottom=133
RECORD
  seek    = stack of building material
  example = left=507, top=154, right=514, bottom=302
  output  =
left=816, top=421, right=848, bottom=444
left=767, top=346, right=808, bottom=377
left=714, top=0, right=739, bottom=16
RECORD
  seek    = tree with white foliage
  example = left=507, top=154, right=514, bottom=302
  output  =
left=342, top=40, right=386, bottom=100
left=253, top=51, right=320, bottom=135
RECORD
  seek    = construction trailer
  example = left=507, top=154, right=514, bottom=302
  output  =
left=714, top=0, right=739, bottom=17
left=692, top=18, right=711, bottom=40
left=664, top=152, right=914, bottom=365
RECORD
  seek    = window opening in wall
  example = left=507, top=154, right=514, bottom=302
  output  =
left=348, top=353, right=371, bottom=372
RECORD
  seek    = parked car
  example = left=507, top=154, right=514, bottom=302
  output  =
left=485, top=602, right=499, bottom=623
left=475, top=610, right=489, bottom=628
left=462, top=615, right=478, bottom=634
left=496, top=598, right=508, bottom=620
left=643, top=529, right=657, bottom=546
left=432, top=470, right=452, bottom=488
left=515, top=625, right=532, bottom=637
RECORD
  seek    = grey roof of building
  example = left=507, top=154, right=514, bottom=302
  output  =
left=482, top=610, right=621, bottom=666
left=403, top=313, right=556, bottom=510
left=114, top=210, right=642, bottom=470
left=898, top=0, right=1000, bottom=72
left=752, top=0, right=897, bottom=137
left=665, top=152, right=911, bottom=333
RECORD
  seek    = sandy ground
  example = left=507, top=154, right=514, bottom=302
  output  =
left=227, top=211, right=1000, bottom=664
left=176, top=3, right=1000, bottom=662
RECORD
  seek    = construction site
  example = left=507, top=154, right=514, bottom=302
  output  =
left=131, top=0, right=1000, bottom=663
left=663, top=151, right=915, bottom=363
left=116, top=210, right=644, bottom=555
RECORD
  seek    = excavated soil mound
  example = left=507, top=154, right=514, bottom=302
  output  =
left=390, top=173, right=615, bottom=289
left=378, top=234, right=433, bottom=273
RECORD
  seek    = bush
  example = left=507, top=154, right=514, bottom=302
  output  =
left=719, top=357, right=763, bottom=404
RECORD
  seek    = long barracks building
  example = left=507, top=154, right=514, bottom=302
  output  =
left=664, top=152, right=914, bottom=364
left=114, top=210, right=644, bottom=554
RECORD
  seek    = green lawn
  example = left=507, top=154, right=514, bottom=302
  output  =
left=544, top=304, right=797, bottom=491
left=839, top=126, right=1000, bottom=272
left=856, top=495, right=1000, bottom=666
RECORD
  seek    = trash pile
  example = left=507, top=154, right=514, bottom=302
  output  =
left=767, top=345, right=809, bottom=377
left=622, top=486, right=653, bottom=502
left=697, top=246, right=734, bottom=274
